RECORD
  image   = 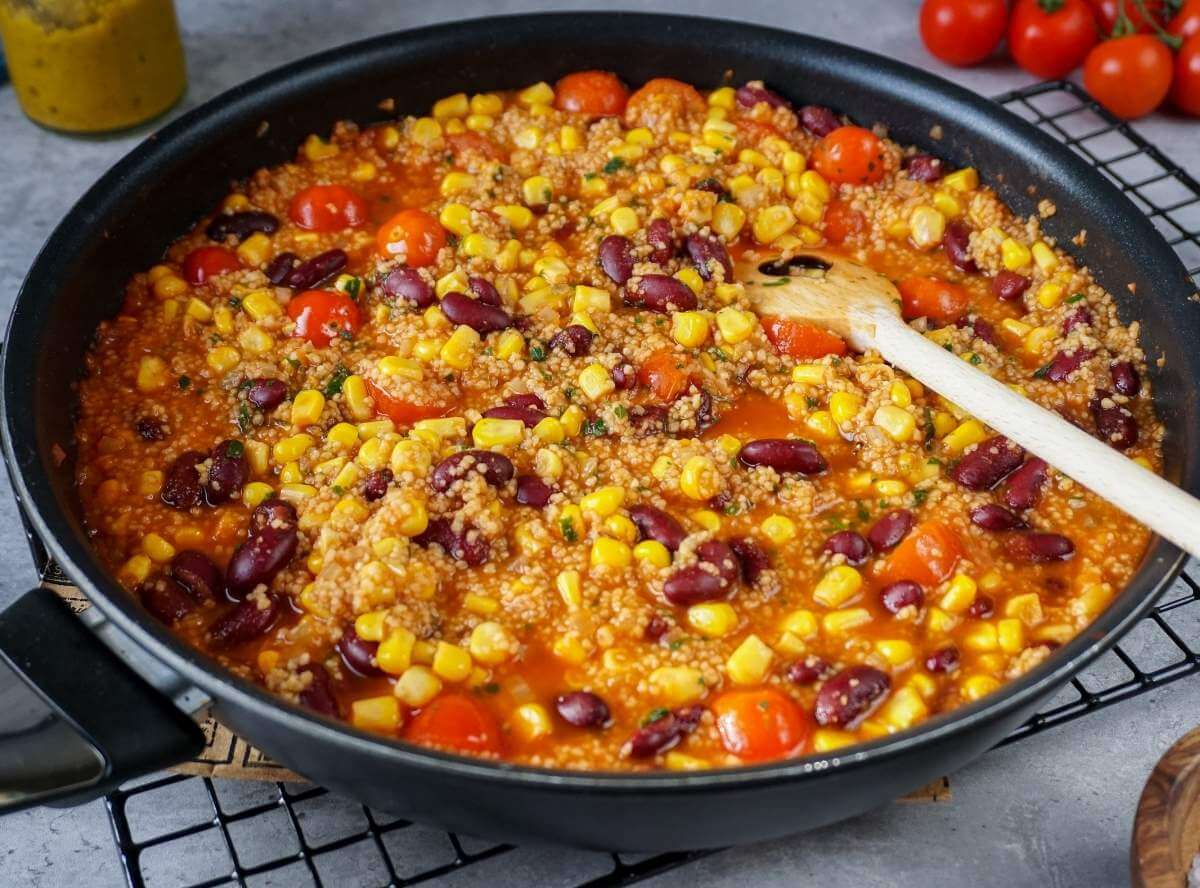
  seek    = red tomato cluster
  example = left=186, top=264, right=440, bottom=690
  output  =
left=918, top=0, right=1200, bottom=120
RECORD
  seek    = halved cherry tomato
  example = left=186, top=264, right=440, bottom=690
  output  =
left=182, top=246, right=240, bottom=285
left=286, top=289, right=362, bottom=347
left=288, top=184, right=367, bottom=232
left=446, top=131, right=505, bottom=161
left=811, top=126, right=887, bottom=186
left=1009, top=0, right=1099, bottom=79
left=1088, top=0, right=1169, bottom=35
left=1172, top=34, right=1200, bottom=117
left=1169, top=0, right=1200, bottom=41
left=712, top=688, right=809, bottom=762
left=898, top=276, right=970, bottom=325
left=822, top=200, right=866, bottom=245
left=919, top=0, right=1008, bottom=66
left=638, top=348, right=691, bottom=402
left=376, top=209, right=447, bottom=266
left=880, top=520, right=964, bottom=587
left=553, top=70, right=629, bottom=116
left=624, top=77, right=706, bottom=127
left=1084, top=33, right=1173, bottom=120
left=404, top=694, right=502, bottom=756
left=761, top=317, right=848, bottom=359
left=364, top=378, right=447, bottom=426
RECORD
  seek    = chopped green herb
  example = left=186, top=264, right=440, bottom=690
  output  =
left=641, top=708, right=670, bottom=726
left=224, top=440, right=245, bottom=459
left=912, top=487, right=929, bottom=505
left=922, top=407, right=935, bottom=451
left=286, top=357, right=301, bottom=370
left=761, top=277, right=790, bottom=287
left=969, top=353, right=983, bottom=366
left=178, top=375, right=191, bottom=390
left=483, top=682, right=501, bottom=695
left=1033, top=361, right=1053, bottom=379
left=332, top=485, right=344, bottom=495
left=560, top=518, right=578, bottom=543
left=602, top=157, right=626, bottom=175
left=856, top=503, right=871, bottom=524
left=530, top=344, right=547, bottom=362
left=342, top=276, right=362, bottom=300
left=323, top=364, right=351, bottom=397
left=708, top=347, right=729, bottom=362
left=563, top=386, right=577, bottom=402
left=806, top=396, right=820, bottom=409
left=614, top=404, right=628, bottom=419
left=227, top=296, right=242, bottom=309
left=236, top=404, right=252, bottom=433
left=583, top=418, right=608, bottom=437
left=1066, top=292, right=1086, bottom=304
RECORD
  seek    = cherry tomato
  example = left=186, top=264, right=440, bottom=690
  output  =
left=712, top=689, right=810, bottom=762
left=364, top=378, right=447, bottom=426
left=638, top=348, right=691, bottom=402
left=1169, top=0, right=1200, bottom=41
left=812, top=126, right=887, bottom=185
left=288, top=184, right=367, bottom=232
left=822, top=200, right=866, bottom=244
left=553, top=70, right=628, bottom=117
left=761, top=317, right=848, bottom=359
left=1088, top=0, right=1168, bottom=35
left=1083, top=34, right=1173, bottom=119
left=404, top=694, right=502, bottom=755
left=286, top=289, right=362, bottom=347
left=1009, top=0, right=1099, bottom=79
left=919, top=0, right=1008, bottom=66
left=624, top=77, right=706, bottom=126
left=898, top=276, right=970, bottom=325
left=1172, top=34, right=1200, bottom=116
left=376, top=209, right=447, bottom=266
left=446, top=131, right=505, bottom=161
left=182, top=246, right=240, bottom=285
left=880, top=521, right=965, bottom=587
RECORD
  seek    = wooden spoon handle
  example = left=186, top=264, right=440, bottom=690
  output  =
left=871, top=313, right=1200, bottom=560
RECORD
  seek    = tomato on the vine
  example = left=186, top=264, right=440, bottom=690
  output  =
left=1083, top=34, right=1174, bottom=119
left=1087, top=0, right=1169, bottom=35
left=919, top=0, right=1009, bottom=66
left=1171, top=34, right=1200, bottom=116
left=1009, top=0, right=1100, bottom=78
left=1169, top=0, right=1200, bottom=42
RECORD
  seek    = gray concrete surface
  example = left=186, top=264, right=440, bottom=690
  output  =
left=1, top=1, right=1198, bottom=885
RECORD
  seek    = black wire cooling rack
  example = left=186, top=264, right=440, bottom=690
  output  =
left=20, top=80, right=1200, bottom=888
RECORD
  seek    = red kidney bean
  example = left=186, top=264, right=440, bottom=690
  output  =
left=169, top=550, right=222, bottom=601
left=971, top=317, right=998, bottom=348
left=431, top=450, right=515, bottom=493
left=283, top=249, right=347, bottom=290
left=729, top=537, right=770, bottom=584
left=867, top=509, right=914, bottom=552
left=515, top=474, right=553, bottom=508
left=663, top=565, right=731, bottom=606
left=625, top=705, right=704, bottom=758
left=1006, top=532, right=1075, bottom=563
left=630, top=404, right=669, bottom=435
left=140, top=579, right=195, bottom=624
left=905, top=154, right=945, bottom=182
left=800, top=104, right=840, bottom=136
left=1089, top=390, right=1138, bottom=450
left=992, top=270, right=1030, bottom=302
left=626, top=274, right=698, bottom=313
left=644, top=614, right=670, bottom=641
left=555, top=691, right=611, bottom=728
left=247, top=377, right=287, bottom=411
left=206, top=439, right=249, bottom=505
left=925, top=646, right=960, bottom=674
left=814, top=666, right=891, bottom=729
left=361, top=468, right=393, bottom=502
left=298, top=664, right=340, bottom=718
left=1062, top=306, right=1093, bottom=333
left=209, top=594, right=280, bottom=648
left=967, top=594, right=995, bottom=618
left=737, top=82, right=791, bottom=109
left=482, top=405, right=546, bottom=427
left=969, top=503, right=1027, bottom=531
left=440, top=291, right=512, bottom=334
left=612, top=363, right=637, bottom=390
left=695, top=389, right=715, bottom=432
left=824, top=531, right=871, bottom=565
left=468, top=276, right=502, bottom=306
left=505, top=392, right=546, bottom=411
left=684, top=234, right=733, bottom=282
left=226, top=526, right=299, bottom=596
left=1043, top=348, right=1094, bottom=383
left=1003, top=458, right=1048, bottom=511
left=136, top=416, right=166, bottom=441
left=413, top=517, right=490, bottom=566
left=265, top=252, right=298, bottom=284
left=697, top=540, right=740, bottom=583
left=251, top=499, right=298, bottom=533
left=160, top=450, right=206, bottom=510
left=1111, top=361, right=1140, bottom=397
left=645, top=219, right=677, bottom=265
left=950, top=436, right=1024, bottom=490
left=630, top=504, right=687, bottom=551
left=739, top=438, right=827, bottom=475
left=206, top=211, right=279, bottom=242
left=337, top=631, right=382, bottom=677
left=599, top=235, right=635, bottom=284
left=942, top=222, right=977, bottom=273
left=548, top=324, right=594, bottom=356
left=787, top=655, right=833, bottom=685
left=382, top=267, right=434, bottom=308
left=880, top=580, right=924, bottom=614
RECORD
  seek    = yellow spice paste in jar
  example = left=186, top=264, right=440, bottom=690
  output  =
left=0, top=0, right=185, bottom=132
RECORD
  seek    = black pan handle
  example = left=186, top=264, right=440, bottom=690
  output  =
left=0, top=586, right=205, bottom=813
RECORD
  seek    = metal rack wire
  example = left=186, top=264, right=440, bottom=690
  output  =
left=23, top=80, right=1200, bottom=887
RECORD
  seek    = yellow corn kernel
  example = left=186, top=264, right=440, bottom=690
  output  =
left=136, top=469, right=164, bottom=497
left=1023, top=325, right=1056, bottom=356
left=739, top=147, right=769, bottom=168
left=799, top=169, right=831, bottom=203
left=702, top=129, right=736, bottom=152
left=279, top=461, right=303, bottom=484
left=352, top=611, right=386, bottom=643
left=679, top=455, right=721, bottom=501
left=932, top=190, right=961, bottom=219
left=238, top=288, right=278, bottom=320
left=942, top=167, right=979, bottom=192
left=580, top=485, right=625, bottom=517
left=463, top=593, right=499, bottom=617
left=465, top=113, right=494, bottom=132
left=184, top=297, right=213, bottom=323
left=427, top=641, right=471, bottom=683
left=1004, top=592, right=1045, bottom=625
left=688, top=509, right=719, bottom=533
left=752, top=205, right=796, bottom=244
left=289, top=389, right=324, bottom=428
left=813, top=565, right=864, bottom=608
left=469, top=621, right=515, bottom=665
left=238, top=482, right=273, bottom=509
left=797, top=410, right=834, bottom=442
left=472, top=417, right=524, bottom=448
left=377, top=628, right=417, bottom=675
left=268, top=434, right=312, bottom=466
left=962, top=623, right=998, bottom=653
left=774, top=631, right=807, bottom=657
left=394, top=666, right=443, bottom=707
left=996, top=618, right=1025, bottom=654
left=578, top=363, right=616, bottom=401
left=433, top=92, right=468, bottom=119
left=407, top=115, right=442, bottom=145
left=117, top=554, right=152, bottom=587
left=961, top=674, right=1001, bottom=701
left=302, top=134, right=338, bottom=161
left=553, top=633, right=588, bottom=665
left=664, top=752, right=709, bottom=771
left=610, top=206, right=640, bottom=236
left=590, top=536, right=632, bottom=569
left=872, top=405, right=916, bottom=442
left=879, top=687, right=929, bottom=731
left=671, top=311, right=711, bottom=348
left=1030, top=240, right=1058, bottom=273
left=726, top=634, right=774, bottom=685
left=440, top=325, right=481, bottom=370
left=509, top=703, right=553, bottom=742
left=1001, top=238, right=1032, bottom=271
left=151, top=271, right=187, bottom=299
left=355, top=436, right=395, bottom=471
left=876, top=639, right=916, bottom=667
left=874, top=479, right=908, bottom=498
left=940, top=574, right=977, bottom=613
left=712, top=202, right=747, bottom=240
left=688, top=602, right=738, bottom=638
left=777, top=609, right=819, bottom=643
left=237, top=325, right=274, bottom=356
left=813, top=729, right=856, bottom=752
left=603, top=514, right=638, bottom=545
left=633, top=539, right=671, bottom=568
left=909, top=206, right=946, bottom=250
left=459, top=233, right=497, bottom=260
left=760, top=513, right=797, bottom=545
left=942, top=419, right=986, bottom=455
left=822, top=608, right=873, bottom=634
left=649, top=666, right=707, bottom=706
left=714, top=307, right=755, bottom=345
left=136, top=356, right=170, bottom=392
left=1036, top=282, right=1065, bottom=309
left=560, top=405, right=585, bottom=437
left=830, top=391, right=863, bottom=426
left=572, top=285, right=610, bottom=316
left=555, top=569, right=583, bottom=608
left=518, top=80, right=554, bottom=106
left=141, top=533, right=176, bottom=564
left=351, top=696, right=400, bottom=732
left=522, top=175, right=552, bottom=206
left=334, top=374, right=369, bottom=422
left=789, top=364, right=825, bottom=387
left=439, top=171, right=475, bottom=197
left=885, top=379, right=912, bottom=408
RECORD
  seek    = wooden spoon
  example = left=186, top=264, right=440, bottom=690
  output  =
left=739, top=250, right=1200, bottom=559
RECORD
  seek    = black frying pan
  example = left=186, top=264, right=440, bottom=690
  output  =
left=1, top=13, right=1196, bottom=851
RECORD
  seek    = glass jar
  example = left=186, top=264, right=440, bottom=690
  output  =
left=0, top=0, right=186, bottom=133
